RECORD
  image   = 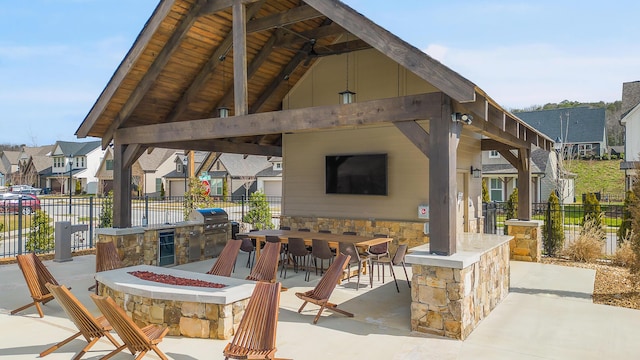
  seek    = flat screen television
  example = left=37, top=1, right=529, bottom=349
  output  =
left=325, top=154, right=388, bottom=195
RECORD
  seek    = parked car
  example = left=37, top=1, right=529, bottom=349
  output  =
left=0, top=193, right=41, bottom=214
left=9, top=185, right=42, bottom=195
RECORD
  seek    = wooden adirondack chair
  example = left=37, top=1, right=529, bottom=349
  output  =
left=246, top=241, right=281, bottom=283
left=40, top=283, right=121, bottom=360
left=90, top=294, right=169, bottom=360
left=207, top=239, right=242, bottom=277
left=11, top=253, right=62, bottom=317
left=223, top=281, right=282, bottom=360
left=89, top=241, right=124, bottom=292
left=295, top=252, right=354, bottom=324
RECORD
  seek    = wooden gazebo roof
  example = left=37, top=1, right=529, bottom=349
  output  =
left=76, top=0, right=553, bottom=157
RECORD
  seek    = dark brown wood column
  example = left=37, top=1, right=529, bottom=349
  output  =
left=233, top=0, right=248, bottom=116
left=113, top=142, right=132, bottom=228
left=429, top=95, right=459, bottom=255
left=517, top=147, right=532, bottom=220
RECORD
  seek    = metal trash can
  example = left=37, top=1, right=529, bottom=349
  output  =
left=231, top=221, right=240, bottom=240
left=189, top=208, right=229, bottom=259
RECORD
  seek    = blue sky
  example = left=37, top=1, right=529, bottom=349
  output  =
left=1, top=0, right=639, bottom=146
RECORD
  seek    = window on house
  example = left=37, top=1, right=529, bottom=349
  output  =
left=578, top=144, right=593, bottom=157
left=211, top=178, right=223, bottom=196
left=489, top=150, right=500, bottom=158
left=106, top=159, right=114, bottom=170
left=177, top=163, right=184, bottom=173
left=156, top=178, right=162, bottom=192
left=490, top=178, right=503, bottom=202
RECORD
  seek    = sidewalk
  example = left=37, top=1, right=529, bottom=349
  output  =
left=0, top=254, right=639, bottom=359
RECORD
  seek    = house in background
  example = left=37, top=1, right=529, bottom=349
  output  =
left=197, top=153, right=272, bottom=199
left=620, top=80, right=640, bottom=191
left=517, top=107, right=607, bottom=159
left=256, top=157, right=283, bottom=198
left=482, top=147, right=576, bottom=204
left=47, top=140, right=104, bottom=194
left=0, top=150, right=20, bottom=185
left=13, top=145, right=54, bottom=189
left=96, top=147, right=177, bottom=196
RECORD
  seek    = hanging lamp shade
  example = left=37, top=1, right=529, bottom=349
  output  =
left=218, top=106, right=230, bottom=118
left=339, top=89, right=356, bottom=104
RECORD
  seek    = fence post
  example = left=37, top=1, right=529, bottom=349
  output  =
left=546, top=201, right=552, bottom=253
left=241, top=195, right=245, bottom=221
left=17, top=198, right=23, bottom=255
left=144, top=196, right=149, bottom=226
left=89, top=196, right=94, bottom=248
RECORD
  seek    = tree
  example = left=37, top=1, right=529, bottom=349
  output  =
left=617, top=190, right=635, bottom=244
left=583, top=192, right=602, bottom=227
left=75, top=179, right=82, bottom=195
left=222, top=177, right=228, bottom=198
left=183, top=177, right=213, bottom=220
left=160, top=182, right=165, bottom=199
left=481, top=179, right=490, bottom=203
left=504, top=188, right=518, bottom=234
left=99, top=191, right=113, bottom=228
left=243, top=191, right=273, bottom=230
left=543, top=191, right=564, bottom=256
left=26, top=210, right=54, bottom=253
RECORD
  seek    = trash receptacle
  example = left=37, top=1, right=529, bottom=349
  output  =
left=231, top=221, right=240, bottom=239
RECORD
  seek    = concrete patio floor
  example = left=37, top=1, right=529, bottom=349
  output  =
left=1, top=252, right=639, bottom=359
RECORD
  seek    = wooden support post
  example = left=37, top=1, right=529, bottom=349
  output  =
left=428, top=95, right=459, bottom=255
left=517, top=147, right=532, bottom=220
left=113, top=142, right=132, bottom=228
left=233, top=1, right=248, bottom=116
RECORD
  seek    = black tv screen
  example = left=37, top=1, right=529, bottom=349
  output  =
left=325, top=154, right=388, bottom=195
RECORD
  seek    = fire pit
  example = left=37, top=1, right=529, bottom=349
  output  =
left=96, top=265, right=255, bottom=339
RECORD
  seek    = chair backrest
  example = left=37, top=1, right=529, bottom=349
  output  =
left=17, top=253, right=57, bottom=300
left=279, top=226, right=291, bottom=230
left=265, top=235, right=281, bottom=243
left=246, top=241, right=281, bottom=282
left=318, top=230, right=331, bottom=234
left=226, top=282, right=281, bottom=355
left=343, top=231, right=357, bottom=236
left=46, top=283, right=105, bottom=339
left=239, top=236, right=255, bottom=253
left=309, top=253, right=350, bottom=300
left=298, top=228, right=310, bottom=232
left=369, top=234, right=389, bottom=255
left=311, top=239, right=333, bottom=260
left=90, top=294, right=153, bottom=352
left=95, top=241, right=124, bottom=273
left=392, top=244, right=409, bottom=265
left=287, top=237, right=308, bottom=256
left=338, top=242, right=360, bottom=264
left=207, top=239, right=242, bottom=276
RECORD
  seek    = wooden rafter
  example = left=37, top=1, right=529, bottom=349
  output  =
left=233, top=1, right=249, bottom=116
left=147, top=140, right=282, bottom=156
left=394, top=121, right=430, bottom=158
left=115, top=93, right=443, bottom=145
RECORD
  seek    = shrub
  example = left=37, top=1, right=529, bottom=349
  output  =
left=612, top=240, right=637, bottom=267
left=618, top=190, right=636, bottom=244
left=183, top=177, right=214, bottom=221
left=26, top=210, right=54, bottom=253
left=481, top=179, right=490, bottom=203
left=504, top=188, right=518, bottom=234
left=160, top=182, right=165, bottom=199
left=243, top=191, right=273, bottom=230
left=543, top=191, right=564, bottom=256
left=583, top=192, right=602, bottom=229
left=99, top=191, right=113, bottom=228
left=562, top=216, right=604, bottom=262
left=602, top=153, right=609, bottom=160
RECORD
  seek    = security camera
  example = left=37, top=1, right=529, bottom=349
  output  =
left=452, top=112, right=473, bottom=125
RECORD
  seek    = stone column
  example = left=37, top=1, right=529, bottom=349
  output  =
left=504, top=219, right=543, bottom=262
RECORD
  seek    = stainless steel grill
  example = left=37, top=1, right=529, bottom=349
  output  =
left=189, top=208, right=229, bottom=260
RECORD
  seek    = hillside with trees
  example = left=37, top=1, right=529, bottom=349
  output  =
left=510, top=100, right=624, bottom=146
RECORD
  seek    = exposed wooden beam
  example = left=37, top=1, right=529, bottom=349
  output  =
left=76, top=0, right=175, bottom=139
left=246, top=5, right=322, bottom=33
left=394, top=121, right=430, bottom=158
left=233, top=1, right=249, bottom=116
left=100, top=0, right=206, bottom=148
left=303, top=0, right=476, bottom=103
left=165, top=1, right=266, bottom=123
left=199, top=0, right=273, bottom=16
left=497, top=149, right=519, bottom=168
left=122, top=144, right=146, bottom=169
left=274, top=23, right=345, bottom=48
left=147, top=140, right=282, bottom=156
left=115, top=93, right=443, bottom=145
left=480, top=139, right=517, bottom=151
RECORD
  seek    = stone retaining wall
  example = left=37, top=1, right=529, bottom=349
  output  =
left=505, top=220, right=543, bottom=262
left=410, top=240, right=510, bottom=340
left=98, top=283, right=248, bottom=339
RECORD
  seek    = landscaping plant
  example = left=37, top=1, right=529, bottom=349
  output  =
left=543, top=191, right=564, bottom=256
left=562, top=215, right=604, bottom=263
left=183, top=177, right=214, bottom=220
left=482, top=179, right=490, bottom=203
left=243, top=191, right=273, bottom=230
left=99, top=191, right=113, bottom=228
left=26, top=210, right=54, bottom=253
left=617, top=190, right=635, bottom=244
left=504, top=188, right=518, bottom=234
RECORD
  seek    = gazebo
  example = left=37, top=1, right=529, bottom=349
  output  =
left=76, top=0, right=553, bottom=339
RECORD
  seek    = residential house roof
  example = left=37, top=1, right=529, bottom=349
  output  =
left=256, top=166, right=282, bottom=177
left=217, top=154, right=271, bottom=177
left=55, top=140, right=101, bottom=157
left=482, top=148, right=576, bottom=178
left=516, top=107, right=606, bottom=144
left=2, top=151, right=20, bottom=164
left=137, top=148, right=177, bottom=172
left=27, top=155, right=53, bottom=175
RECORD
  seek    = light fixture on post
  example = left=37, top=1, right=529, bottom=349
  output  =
left=452, top=112, right=473, bottom=125
left=68, top=153, right=74, bottom=215
left=470, top=165, right=481, bottom=178
left=217, top=55, right=230, bottom=118
left=339, top=35, right=355, bottom=104
left=554, top=136, right=563, bottom=201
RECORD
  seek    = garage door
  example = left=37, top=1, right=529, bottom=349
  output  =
left=170, top=180, right=186, bottom=197
left=263, top=180, right=282, bottom=198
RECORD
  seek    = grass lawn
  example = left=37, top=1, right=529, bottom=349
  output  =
left=0, top=214, right=33, bottom=230
left=564, top=159, right=625, bottom=201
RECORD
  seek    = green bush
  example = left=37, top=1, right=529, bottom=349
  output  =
left=504, top=188, right=518, bottom=234
left=243, top=191, right=273, bottom=230
left=99, top=191, right=113, bottom=228
left=543, top=191, right=564, bottom=256
left=583, top=192, right=602, bottom=227
left=183, top=177, right=213, bottom=221
left=618, top=190, right=635, bottom=244
left=482, top=179, right=490, bottom=203
left=26, top=210, right=54, bottom=253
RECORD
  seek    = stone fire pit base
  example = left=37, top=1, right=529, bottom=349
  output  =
left=96, top=265, right=255, bottom=339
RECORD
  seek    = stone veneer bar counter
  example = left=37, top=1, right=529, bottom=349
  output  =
left=405, top=233, right=512, bottom=340
left=96, top=265, right=255, bottom=339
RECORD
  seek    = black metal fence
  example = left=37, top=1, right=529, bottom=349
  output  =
left=483, top=201, right=624, bottom=255
left=0, top=195, right=282, bottom=258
